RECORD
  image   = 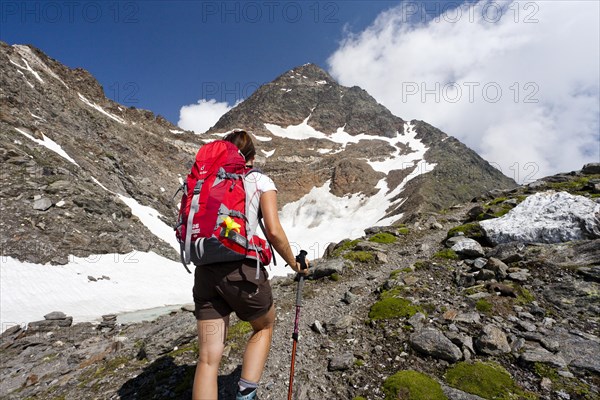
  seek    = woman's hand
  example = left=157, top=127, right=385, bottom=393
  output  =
left=292, top=258, right=310, bottom=275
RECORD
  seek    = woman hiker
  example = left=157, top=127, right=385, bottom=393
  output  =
left=192, top=130, right=310, bottom=400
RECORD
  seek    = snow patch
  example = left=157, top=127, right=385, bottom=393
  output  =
left=170, top=129, right=184, bottom=134
left=0, top=252, right=192, bottom=331
left=14, top=128, right=78, bottom=166
left=252, top=134, right=272, bottom=142
left=13, top=45, right=69, bottom=88
left=78, top=93, right=126, bottom=124
left=16, top=70, right=35, bottom=88
left=315, top=80, right=327, bottom=85
left=480, top=191, right=600, bottom=244
left=30, top=112, right=46, bottom=121
left=261, top=149, right=275, bottom=158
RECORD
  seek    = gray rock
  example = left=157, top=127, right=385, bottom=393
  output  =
left=33, top=197, right=53, bottom=211
left=442, top=385, right=486, bottom=400
left=328, top=352, right=354, bottom=371
left=44, top=311, right=67, bottom=320
left=327, top=315, right=356, bottom=333
left=475, top=269, right=496, bottom=281
left=485, top=257, right=509, bottom=279
left=480, top=191, right=600, bottom=244
left=475, top=324, right=511, bottom=355
left=311, top=320, right=326, bottom=335
left=342, top=291, right=358, bottom=304
left=28, top=317, right=73, bottom=331
left=582, top=163, right=600, bottom=175
left=553, top=332, right=600, bottom=373
left=520, top=345, right=567, bottom=368
left=452, top=239, right=485, bottom=258
left=577, top=266, right=600, bottom=282
left=310, top=259, right=344, bottom=279
left=508, top=270, right=530, bottom=282
left=408, top=312, right=426, bottom=330
left=472, top=257, right=488, bottom=270
left=445, top=235, right=468, bottom=248
left=181, top=304, right=195, bottom=313
left=454, top=312, right=481, bottom=325
left=409, top=328, right=463, bottom=363
left=485, top=242, right=525, bottom=263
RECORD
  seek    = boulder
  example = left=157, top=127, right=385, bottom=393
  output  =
left=44, top=311, right=67, bottom=320
left=409, top=328, right=463, bottom=363
left=451, top=239, right=485, bottom=258
left=310, top=259, right=344, bottom=279
left=480, top=191, right=600, bottom=244
left=582, top=163, right=600, bottom=175
left=328, top=352, right=354, bottom=371
left=485, top=242, right=525, bottom=263
left=474, top=324, right=511, bottom=355
left=33, top=198, right=53, bottom=211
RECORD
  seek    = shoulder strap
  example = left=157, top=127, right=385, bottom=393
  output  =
left=257, top=209, right=277, bottom=266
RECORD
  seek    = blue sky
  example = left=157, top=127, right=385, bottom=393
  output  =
left=2, top=1, right=599, bottom=181
left=2, top=0, right=411, bottom=123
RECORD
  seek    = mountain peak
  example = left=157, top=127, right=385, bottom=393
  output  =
left=275, top=63, right=334, bottom=84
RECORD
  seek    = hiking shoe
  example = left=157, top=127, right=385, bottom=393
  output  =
left=235, top=388, right=257, bottom=400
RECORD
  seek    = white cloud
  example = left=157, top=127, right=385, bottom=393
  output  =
left=177, top=99, right=232, bottom=134
left=328, top=0, right=599, bottom=183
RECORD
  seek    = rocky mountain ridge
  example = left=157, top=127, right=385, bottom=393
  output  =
left=1, top=164, right=598, bottom=399
left=1, top=42, right=514, bottom=269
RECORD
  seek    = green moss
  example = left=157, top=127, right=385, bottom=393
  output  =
left=332, top=239, right=360, bottom=257
left=488, top=197, right=508, bottom=205
left=413, top=260, right=429, bottom=270
left=168, top=342, right=198, bottom=357
left=354, top=359, right=364, bottom=367
left=434, top=249, right=459, bottom=260
left=397, top=227, right=410, bottom=235
left=369, top=232, right=397, bottom=244
left=476, top=299, right=493, bottom=313
left=344, top=251, right=374, bottom=263
left=353, top=397, right=367, bottom=400
left=383, top=370, right=447, bottom=400
left=446, top=222, right=484, bottom=239
left=515, top=285, right=536, bottom=305
left=369, top=296, right=421, bottom=321
left=446, top=361, right=537, bottom=400
left=547, top=176, right=593, bottom=192
left=330, top=272, right=341, bottom=282
left=516, top=195, right=528, bottom=203
left=228, top=321, right=253, bottom=340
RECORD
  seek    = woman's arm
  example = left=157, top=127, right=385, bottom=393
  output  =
left=260, top=191, right=309, bottom=274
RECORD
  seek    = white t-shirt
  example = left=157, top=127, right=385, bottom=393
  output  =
left=244, top=171, right=277, bottom=237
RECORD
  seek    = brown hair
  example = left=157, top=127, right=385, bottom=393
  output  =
left=224, top=130, right=256, bottom=161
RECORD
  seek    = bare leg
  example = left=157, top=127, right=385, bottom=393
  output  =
left=193, top=316, right=228, bottom=400
left=240, top=305, right=275, bottom=384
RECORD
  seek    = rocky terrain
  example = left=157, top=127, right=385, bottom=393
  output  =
left=2, top=164, right=598, bottom=400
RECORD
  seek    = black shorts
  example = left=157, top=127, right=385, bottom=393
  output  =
left=193, top=259, right=273, bottom=322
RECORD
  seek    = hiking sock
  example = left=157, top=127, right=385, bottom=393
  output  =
left=238, top=378, right=258, bottom=395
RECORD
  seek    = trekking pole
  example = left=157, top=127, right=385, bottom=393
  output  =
left=287, top=250, right=308, bottom=400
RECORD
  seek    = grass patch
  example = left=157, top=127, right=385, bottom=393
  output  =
left=446, top=361, right=537, bottom=400
left=330, top=272, right=340, bottom=282
left=227, top=320, right=253, bottom=350
left=332, top=239, right=360, bottom=257
left=169, top=342, right=198, bottom=358
left=446, top=222, right=484, bottom=239
left=390, top=267, right=412, bottom=279
left=488, top=197, right=508, bottom=206
left=383, top=370, right=447, bottom=400
left=369, top=232, right=397, bottom=244
left=354, top=359, right=365, bottom=367
left=413, top=260, right=429, bottom=270
left=344, top=251, right=374, bottom=263
left=353, top=397, right=367, bottom=400
left=397, top=227, right=410, bottom=235
left=476, top=299, right=493, bottom=313
left=369, top=290, right=422, bottom=321
left=434, top=248, right=459, bottom=260
left=515, top=285, right=536, bottom=305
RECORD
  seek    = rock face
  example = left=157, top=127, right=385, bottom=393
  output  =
left=409, top=328, right=463, bottom=363
left=480, top=191, right=600, bottom=245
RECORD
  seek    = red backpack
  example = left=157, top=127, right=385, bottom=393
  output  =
left=175, top=140, right=273, bottom=273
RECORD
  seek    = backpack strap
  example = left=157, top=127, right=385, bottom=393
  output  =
left=258, top=209, right=277, bottom=267
left=183, top=179, right=204, bottom=268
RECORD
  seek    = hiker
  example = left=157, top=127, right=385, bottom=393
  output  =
left=191, top=130, right=310, bottom=400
